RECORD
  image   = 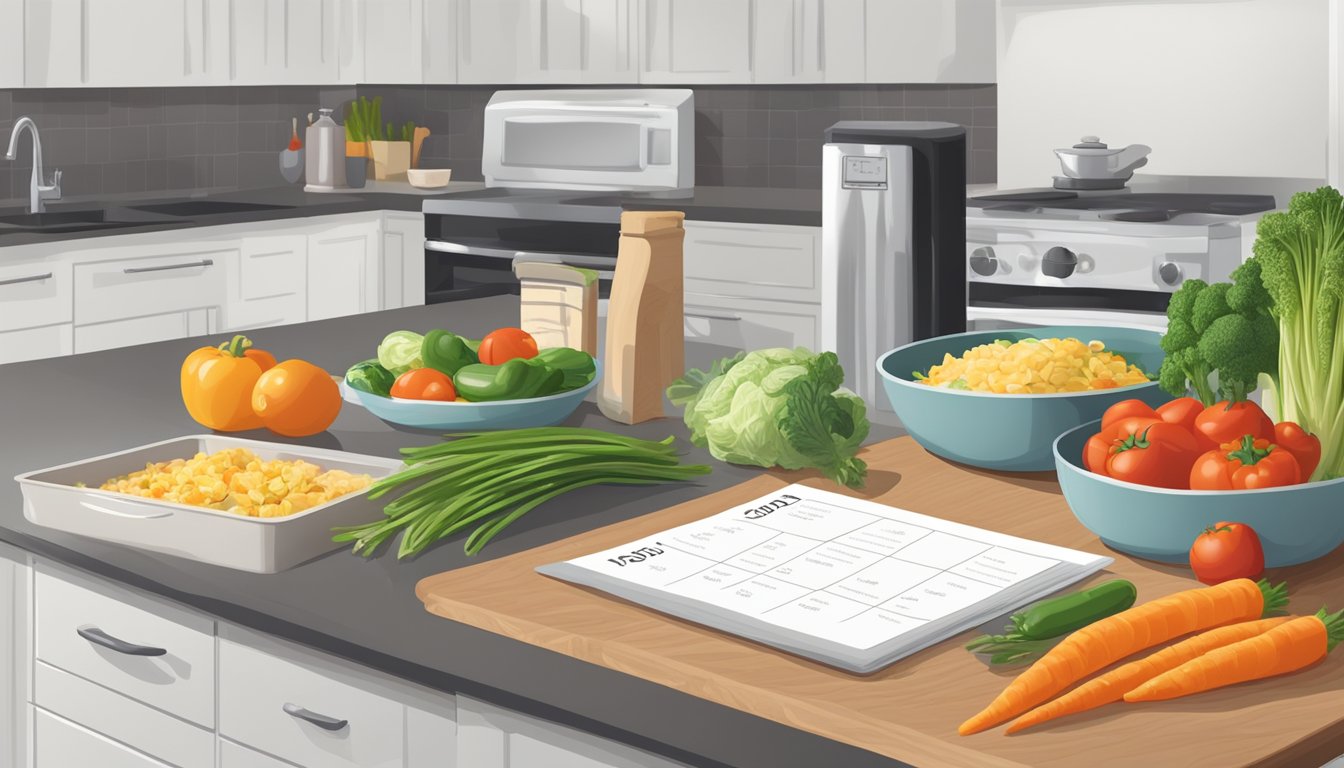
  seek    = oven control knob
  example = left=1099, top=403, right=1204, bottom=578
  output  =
left=969, top=247, right=999, bottom=276
left=1041, top=246, right=1078, bottom=279
left=1158, top=261, right=1183, bottom=286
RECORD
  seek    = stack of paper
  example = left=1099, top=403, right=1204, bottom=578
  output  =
left=539, top=484, right=1112, bottom=674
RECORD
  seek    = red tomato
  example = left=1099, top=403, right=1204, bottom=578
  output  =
left=1101, top=399, right=1159, bottom=429
left=1194, top=400, right=1273, bottom=446
left=1189, top=521, right=1265, bottom=585
left=1273, top=421, right=1321, bottom=480
left=1103, top=421, right=1203, bottom=489
left=478, top=327, right=539, bottom=365
left=1083, top=416, right=1161, bottom=473
left=1156, top=397, right=1216, bottom=448
left=1189, top=435, right=1302, bottom=490
left=390, top=368, right=456, bottom=401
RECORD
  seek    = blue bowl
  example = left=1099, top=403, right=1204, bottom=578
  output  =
left=875, top=326, right=1167, bottom=471
left=346, top=363, right=600, bottom=431
left=1055, top=420, right=1344, bottom=567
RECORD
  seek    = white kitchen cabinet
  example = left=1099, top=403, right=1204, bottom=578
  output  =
left=31, top=708, right=172, bottom=768
left=0, top=543, right=31, bottom=768
left=458, top=695, right=688, bottom=768
left=307, top=217, right=382, bottom=320
left=456, top=0, right=527, bottom=83
left=230, top=0, right=339, bottom=84
left=219, top=739, right=298, bottom=768
left=864, top=0, right=994, bottom=84
left=360, top=0, right=425, bottom=83
left=72, top=247, right=229, bottom=352
left=0, top=325, right=73, bottom=365
left=0, top=0, right=24, bottom=86
left=0, top=260, right=72, bottom=333
left=684, top=296, right=821, bottom=352
left=752, top=0, right=864, bottom=84
left=422, top=0, right=460, bottom=82
left=74, top=310, right=215, bottom=354
left=527, top=0, right=637, bottom=83
left=640, top=0, right=751, bottom=84
left=24, top=0, right=215, bottom=87
left=382, top=211, right=426, bottom=310
left=221, top=233, right=309, bottom=332
left=682, top=221, right=821, bottom=304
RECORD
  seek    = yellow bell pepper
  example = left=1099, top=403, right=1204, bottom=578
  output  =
left=180, top=335, right=277, bottom=431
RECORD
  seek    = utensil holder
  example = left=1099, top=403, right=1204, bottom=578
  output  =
left=369, top=140, right=411, bottom=181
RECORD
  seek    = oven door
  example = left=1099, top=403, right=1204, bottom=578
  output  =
left=424, top=241, right=616, bottom=304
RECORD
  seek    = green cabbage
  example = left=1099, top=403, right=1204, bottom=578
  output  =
left=667, top=348, right=869, bottom=488
left=377, top=330, right=424, bottom=374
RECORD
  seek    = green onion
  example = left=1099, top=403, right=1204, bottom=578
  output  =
left=335, top=427, right=711, bottom=558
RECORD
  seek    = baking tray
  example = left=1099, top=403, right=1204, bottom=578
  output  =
left=15, top=435, right=404, bottom=573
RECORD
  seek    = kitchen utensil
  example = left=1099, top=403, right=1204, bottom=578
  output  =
left=14, top=435, right=403, bottom=573
left=278, top=148, right=304, bottom=184
left=411, top=126, right=430, bottom=169
left=303, top=108, right=347, bottom=192
left=369, top=140, right=411, bottom=181
left=515, top=261, right=598, bottom=355
left=1054, top=136, right=1150, bottom=180
left=342, top=362, right=600, bottom=431
left=1054, top=420, right=1344, bottom=566
left=406, top=168, right=451, bottom=189
left=345, top=156, right=367, bottom=189
left=597, top=211, right=685, bottom=425
left=875, top=326, right=1167, bottom=471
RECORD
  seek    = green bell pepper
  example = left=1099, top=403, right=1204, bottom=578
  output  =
left=453, top=358, right=565, bottom=402
left=534, top=347, right=596, bottom=390
left=421, top=329, right=479, bottom=377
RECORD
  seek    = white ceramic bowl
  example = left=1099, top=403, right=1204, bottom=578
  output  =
left=407, top=168, right=452, bottom=189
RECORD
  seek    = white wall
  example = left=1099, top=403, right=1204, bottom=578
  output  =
left=997, top=0, right=1328, bottom=188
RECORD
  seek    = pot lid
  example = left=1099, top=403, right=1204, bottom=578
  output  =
left=1072, top=135, right=1108, bottom=149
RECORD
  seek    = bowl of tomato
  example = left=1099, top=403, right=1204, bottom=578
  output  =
left=876, top=326, right=1168, bottom=471
left=1054, top=418, right=1344, bottom=567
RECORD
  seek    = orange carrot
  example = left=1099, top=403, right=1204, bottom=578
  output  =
left=958, top=578, right=1287, bottom=736
left=1005, top=616, right=1292, bottom=734
left=1124, top=608, right=1344, bottom=702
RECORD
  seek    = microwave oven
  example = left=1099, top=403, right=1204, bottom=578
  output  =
left=481, top=89, right=695, bottom=191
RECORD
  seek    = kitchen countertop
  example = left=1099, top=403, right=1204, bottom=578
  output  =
left=0, top=183, right=822, bottom=248
left=0, top=296, right=900, bottom=768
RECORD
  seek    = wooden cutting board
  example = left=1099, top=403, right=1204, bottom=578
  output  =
left=416, top=437, right=1344, bottom=768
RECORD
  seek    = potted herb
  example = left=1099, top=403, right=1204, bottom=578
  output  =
left=344, top=96, right=379, bottom=188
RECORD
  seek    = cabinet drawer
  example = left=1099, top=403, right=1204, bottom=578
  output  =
left=32, top=707, right=172, bottom=768
left=34, top=565, right=216, bottom=728
left=683, top=222, right=820, bottom=302
left=240, top=236, right=306, bottom=301
left=34, top=661, right=214, bottom=768
left=220, top=294, right=306, bottom=333
left=684, top=295, right=821, bottom=352
left=220, top=739, right=296, bottom=768
left=75, top=308, right=213, bottom=353
left=0, top=323, right=73, bottom=364
left=74, top=250, right=228, bottom=325
left=220, top=637, right=405, bottom=768
left=0, top=260, right=71, bottom=331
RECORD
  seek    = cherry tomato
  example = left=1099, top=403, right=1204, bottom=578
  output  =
left=1155, top=397, right=1217, bottom=449
left=1083, top=416, right=1161, bottom=473
left=1101, top=399, right=1159, bottom=429
left=1102, top=421, right=1203, bottom=489
left=1273, top=421, right=1321, bottom=480
left=478, top=327, right=539, bottom=365
left=1189, top=521, right=1265, bottom=585
left=390, top=368, right=456, bottom=401
left=1189, top=435, right=1302, bottom=490
left=1194, top=400, right=1273, bottom=446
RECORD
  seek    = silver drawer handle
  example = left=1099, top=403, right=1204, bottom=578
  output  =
left=123, top=258, right=214, bottom=274
left=0, top=272, right=53, bottom=286
left=685, top=309, right=743, bottom=322
left=283, top=703, right=348, bottom=731
left=76, top=626, right=167, bottom=657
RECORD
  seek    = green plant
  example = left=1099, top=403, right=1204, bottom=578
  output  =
left=344, top=95, right=382, bottom=143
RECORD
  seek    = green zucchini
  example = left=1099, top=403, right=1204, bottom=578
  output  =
left=965, top=579, right=1137, bottom=665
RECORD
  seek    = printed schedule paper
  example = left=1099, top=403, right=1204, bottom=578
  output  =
left=537, top=484, right=1113, bottom=674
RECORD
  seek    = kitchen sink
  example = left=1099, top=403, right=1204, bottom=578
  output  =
left=0, top=209, right=154, bottom=234
left=128, top=200, right=296, bottom=217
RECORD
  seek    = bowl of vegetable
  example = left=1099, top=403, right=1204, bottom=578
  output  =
left=1054, top=417, right=1344, bottom=567
left=875, top=326, right=1167, bottom=471
left=343, top=328, right=601, bottom=431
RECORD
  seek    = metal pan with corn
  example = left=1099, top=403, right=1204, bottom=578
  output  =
left=877, top=326, right=1168, bottom=471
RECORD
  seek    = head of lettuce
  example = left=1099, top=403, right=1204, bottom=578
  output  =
left=667, top=348, right=870, bottom=489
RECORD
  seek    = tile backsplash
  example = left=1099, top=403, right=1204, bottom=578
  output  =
left=0, top=83, right=995, bottom=204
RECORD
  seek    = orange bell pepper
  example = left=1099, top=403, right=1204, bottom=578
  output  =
left=180, top=335, right=276, bottom=431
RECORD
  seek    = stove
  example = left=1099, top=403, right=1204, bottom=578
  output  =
left=963, top=189, right=1277, bottom=331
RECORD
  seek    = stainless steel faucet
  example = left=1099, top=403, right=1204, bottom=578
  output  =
left=5, top=116, right=62, bottom=214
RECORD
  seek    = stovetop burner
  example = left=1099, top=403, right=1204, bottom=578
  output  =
left=968, top=190, right=1277, bottom=221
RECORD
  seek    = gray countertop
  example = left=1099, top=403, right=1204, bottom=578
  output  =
left=0, top=297, right=900, bottom=768
left=0, top=183, right=822, bottom=248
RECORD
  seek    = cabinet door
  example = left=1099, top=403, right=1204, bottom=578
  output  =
left=864, top=0, right=994, bottom=84
left=25, top=0, right=209, bottom=86
left=361, top=0, right=423, bottom=83
left=231, top=0, right=339, bottom=84
left=0, top=324, right=73, bottom=364
left=458, top=696, right=689, bottom=768
left=456, top=0, right=526, bottom=83
left=74, top=309, right=213, bottom=354
left=32, top=708, right=172, bottom=768
left=381, top=212, right=425, bottom=310
left=525, top=0, right=636, bottom=83
left=423, top=0, right=459, bottom=82
left=640, top=0, right=750, bottom=83
left=222, top=233, right=308, bottom=332
left=307, top=219, right=381, bottom=320
left=0, top=545, right=31, bottom=768
left=0, top=0, right=23, bottom=86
